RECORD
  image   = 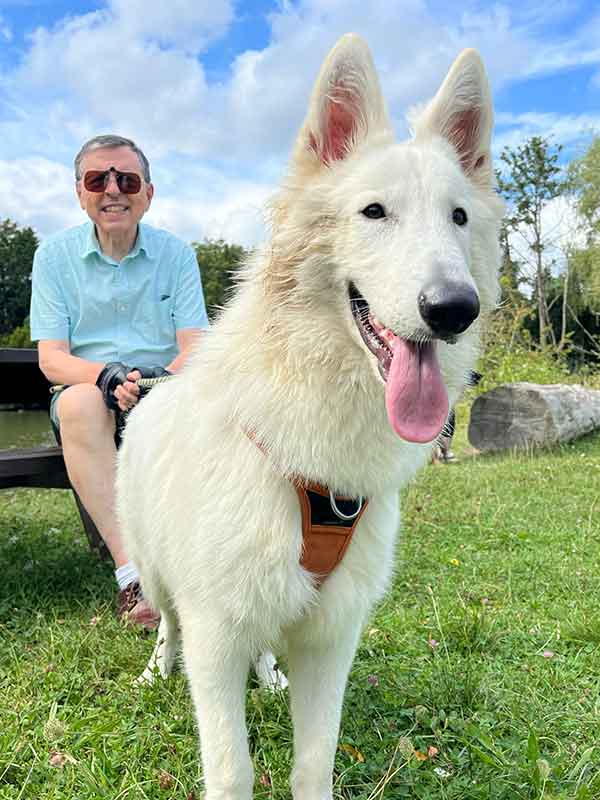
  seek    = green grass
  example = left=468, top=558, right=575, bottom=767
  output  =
left=2, top=416, right=600, bottom=799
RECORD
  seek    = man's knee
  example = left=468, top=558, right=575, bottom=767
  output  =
left=57, top=384, right=115, bottom=441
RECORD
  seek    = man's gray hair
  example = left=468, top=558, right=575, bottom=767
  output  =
left=74, top=135, right=151, bottom=183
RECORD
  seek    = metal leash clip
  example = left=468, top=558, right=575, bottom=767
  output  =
left=329, top=489, right=364, bottom=522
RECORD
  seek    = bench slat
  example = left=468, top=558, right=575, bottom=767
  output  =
left=0, top=447, right=70, bottom=489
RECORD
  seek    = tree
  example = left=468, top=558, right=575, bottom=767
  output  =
left=542, top=270, right=600, bottom=369
left=569, top=135, right=600, bottom=238
left=498, top=218, right=524, bottom=302
left=560, top=135, right=600, bottom=362
left=497, top=137, right=566, bottom=347
left=194, top=239, right=247, bottom=320
left=0, top=219, right=38, bottom=337
left=567, top=135, right=600, bottom=314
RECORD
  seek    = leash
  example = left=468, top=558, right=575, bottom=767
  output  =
left=50, top=375, right=174, bottom=438
left=49, top=375, right=172, bottom=395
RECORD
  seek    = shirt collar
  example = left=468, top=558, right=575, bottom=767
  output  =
left=79, top=222, right=154, bottom=261
left=80, top=222, right=101, bottom=259
left=127, top=223, right=153, bottom=260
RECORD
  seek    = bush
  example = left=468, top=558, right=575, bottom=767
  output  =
left=477, top=305, right=575, bottom=394
left=478, top=341, right=572, bottom=392
left=0, top=320, right=35, bottom=348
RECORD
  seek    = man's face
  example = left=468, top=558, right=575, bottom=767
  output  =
left=76, top=146, right=153, bottom=239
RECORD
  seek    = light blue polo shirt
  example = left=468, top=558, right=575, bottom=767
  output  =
left=30, top=221, right=209, bottom=368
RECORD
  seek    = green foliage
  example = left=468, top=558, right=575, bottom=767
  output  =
left=565, top=136, right=600, bottom=327
left=567, top=244, right=600, bottom=312
left=194, top=238, right=247, bottom=320
left=479, top=336, right=571, bottom=391
left=0, top=318, right=35, bottom=347
left=478, top=304, right=572, bottom=393
left=498, top=222, right=523, bottom=303
left=568, top=135, right=600, bottom=236
left=0, top=218, right=38, bottom=336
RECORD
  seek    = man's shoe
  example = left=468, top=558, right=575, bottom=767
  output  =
left=117, top=581, right=161, bottom=631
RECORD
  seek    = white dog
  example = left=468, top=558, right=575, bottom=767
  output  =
left=116, top=33, right=503, bottom=800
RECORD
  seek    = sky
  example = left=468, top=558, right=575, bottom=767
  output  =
left=0, top=0, right=599, bottom=249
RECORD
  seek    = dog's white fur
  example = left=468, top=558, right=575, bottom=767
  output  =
left=116, top=34, right=503, bottom=800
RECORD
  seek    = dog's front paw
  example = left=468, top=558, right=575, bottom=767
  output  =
left=133, top=667, right=157, bottom=687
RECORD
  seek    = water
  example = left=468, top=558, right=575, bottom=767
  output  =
left=0, top=410, right=55, bottom=449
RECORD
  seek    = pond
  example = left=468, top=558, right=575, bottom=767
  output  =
left=0, top=410, right=55, bottom=449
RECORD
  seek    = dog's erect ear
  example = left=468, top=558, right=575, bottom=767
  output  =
left=293, top=34, right=391, bottom=170
left=414, top=50, right=494, bottom=186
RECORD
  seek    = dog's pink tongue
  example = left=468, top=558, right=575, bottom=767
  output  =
left=385, top=339, right=449, bottom=443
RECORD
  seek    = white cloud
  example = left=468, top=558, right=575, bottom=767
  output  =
left=494, top=112, right=600, bottom=156
left=523, top=45, right=600, bottom=79
left=16, top=11, right=213, bottom=159
left=0, top=157, right=82, bottom=233
left=1, top=24, right=12, bottom=42
left=148, top=191, right=269, bottom=250
left=108, top=0, right=234, bottom=51
left=146, top=162, right=273, bottom=247
left=0, top=0, right=556, bottom=163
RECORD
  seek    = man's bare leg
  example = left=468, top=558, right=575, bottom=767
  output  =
left=56, top=383, right=161, bottom=628
left=56, top=383, right=127, bottom=565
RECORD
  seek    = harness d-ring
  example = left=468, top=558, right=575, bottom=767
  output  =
left=329, top=489, right=364, bottom=522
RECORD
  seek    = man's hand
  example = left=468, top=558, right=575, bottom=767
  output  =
left=114, top=366, right=174, bottom=411
left=98, top=364, right=172, bottom=412
left=96, top=362, right=134, bottom=411
left=113, top=370, right=143, bottom=412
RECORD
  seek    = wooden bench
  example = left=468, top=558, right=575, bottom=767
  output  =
left=0, top=348, right=110, bottom=560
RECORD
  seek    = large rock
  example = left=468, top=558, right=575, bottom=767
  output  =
left=468, top=382, right=600, bottom=452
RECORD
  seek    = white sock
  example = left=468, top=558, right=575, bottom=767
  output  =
left=115, top=561, right=140, bottom=590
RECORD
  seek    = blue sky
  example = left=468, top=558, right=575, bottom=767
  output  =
left=0, top=0, right=598, bottom=247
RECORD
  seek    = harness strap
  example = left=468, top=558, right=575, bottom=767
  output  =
left=246, top=430, right=368, bottom=585
left=295, top=481, right=368, bottom=586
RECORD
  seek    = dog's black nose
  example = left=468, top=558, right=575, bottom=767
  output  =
left=418, top=282, right=480, bottom=339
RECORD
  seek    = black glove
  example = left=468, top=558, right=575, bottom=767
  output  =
left=131, top=366, right=172, bottom=379
left=96, top=362, right=130, bottom=411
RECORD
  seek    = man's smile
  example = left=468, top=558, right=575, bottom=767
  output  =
left=101, top=204, right=129, bottom=213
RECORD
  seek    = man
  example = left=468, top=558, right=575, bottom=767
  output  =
left=30, top=134, right=209, bottom=628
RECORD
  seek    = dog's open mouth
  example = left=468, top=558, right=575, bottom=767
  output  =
left=348, top=282, right=449, bottom=444
left=349, top=283, right=396, bottom=380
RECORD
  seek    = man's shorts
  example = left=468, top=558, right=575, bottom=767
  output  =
left=49, top=388, right=65, bottom=435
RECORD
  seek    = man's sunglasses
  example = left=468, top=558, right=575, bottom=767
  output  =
left=82, top=167, right=143, bottom=195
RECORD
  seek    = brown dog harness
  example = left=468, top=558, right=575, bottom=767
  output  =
left=247, top=431, right=368, bottom=585
left=294, top=480, right=368, bottom=586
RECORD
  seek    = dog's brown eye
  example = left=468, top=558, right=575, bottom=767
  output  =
left=361, top=203, right=386, bottom=219
left=453, top=207, right=468, bottom=226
